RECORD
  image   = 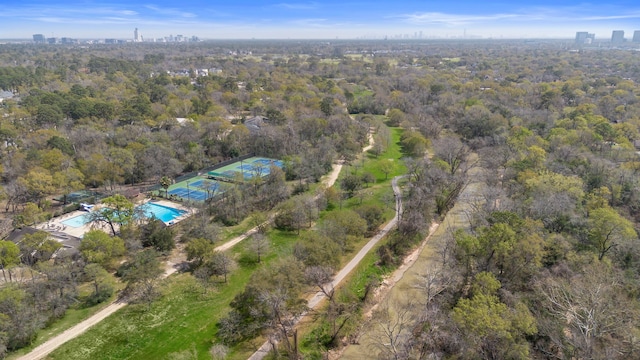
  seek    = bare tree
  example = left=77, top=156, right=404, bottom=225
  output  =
left=304, top=265, right=334, bottom=300
left=412, top=265, right=451, bottom=312
left=369, top=300, right=415, bottom=360
left=433, top=136, right=471, bottom=175
left=249, top=233, right=270, bottom=264
left=539, top=265, right=638, bottom=359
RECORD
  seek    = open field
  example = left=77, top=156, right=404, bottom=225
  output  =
left=7, top=288, right=121, bottom=360
left=37, top=124, right=404, bottom=360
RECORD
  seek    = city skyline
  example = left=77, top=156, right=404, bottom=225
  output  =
left=2, top=0, right=640, bottom=40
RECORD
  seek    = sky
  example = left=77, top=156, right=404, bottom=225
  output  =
left=1, top=0, right=640, bottom=40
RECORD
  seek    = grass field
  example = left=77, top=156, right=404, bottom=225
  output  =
left=6, top=275, right=124, bottom=360
left=44, top=124, right=406, bottom=360
left=48, top=229, right=299, bottom=360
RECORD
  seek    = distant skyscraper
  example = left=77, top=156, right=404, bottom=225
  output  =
left=32, top=34, right=45, bottom=43
left=134, top=28, right=140, bottom=42
left=612, top=30, right=625, bottom=43
left=633, top=30, right=640, bottom=43
left=575, top=32, right=595, bottom=45
left=576, top=32, right=588, bottom=44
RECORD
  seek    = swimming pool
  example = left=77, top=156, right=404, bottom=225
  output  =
left=137, top=202, right=187, bottom=223
left=61, top=214, right=91, bottom=228
left=60, top=203, right=186, bottom=228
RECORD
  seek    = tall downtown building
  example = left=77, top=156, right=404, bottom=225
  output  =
left=575, top=32, right=595, bottom=44
left=612, top=30, right=625, bottom=43
left=32, top=34, right=45, bottom=43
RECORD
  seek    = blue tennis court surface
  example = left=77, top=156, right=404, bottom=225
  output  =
left=206, top=157, right=284, bottom=183
left=252, top=158, right=284, bottom=168
left=189, top=179, right=219, bottom=191
left=243, top=171, right=255, bottom=179
left=189, top=179, right=205, bottom=187
left=169, top=187, right=208, bottom=201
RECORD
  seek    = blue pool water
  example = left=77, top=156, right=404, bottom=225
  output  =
left=61, top=214, right=91, bottom=228
left=137, top=202, right=187, bottom=223
left=60, top=203, right=186, bottom=227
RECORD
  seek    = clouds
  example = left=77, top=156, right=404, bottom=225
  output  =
left=144, top=5, right=197, bottom=18
left=401, top=12, right=519, bottom=26
left=2, top=0, right=640, bottom=39
left=398, top=5, right=640, bottom=27
left=272, top=2, right=320, bottom=10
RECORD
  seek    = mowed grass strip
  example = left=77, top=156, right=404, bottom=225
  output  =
left=48, top=229, right=299, bottom=360
left=6, top=282, right=121, bottom=360
left=48, top=125, right=405, bottom=360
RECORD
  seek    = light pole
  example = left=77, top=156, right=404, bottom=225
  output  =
left=186, top=180, right=190, bottom=204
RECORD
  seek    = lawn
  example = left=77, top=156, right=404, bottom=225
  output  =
left=6, top=275, right=124, bottom=360
left=45, top=124, right=407, bottom=360
left=48, top=229, right=299, bottom=360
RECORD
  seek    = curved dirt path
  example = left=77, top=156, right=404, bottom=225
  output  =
left=322, top=130, right=373, bottom=189
left=20, top=130, right=376, bottom=360
left=249, top=175, right=403, bottom=360
left=18, top=260, right=178, bottom=360
left=17, top=301, right=126, bottom=360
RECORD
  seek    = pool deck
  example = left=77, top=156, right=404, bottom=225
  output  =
left=34, top=199, right=194, bottom=243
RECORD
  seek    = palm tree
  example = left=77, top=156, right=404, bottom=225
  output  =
left=160, top=176, right=171, bottom=198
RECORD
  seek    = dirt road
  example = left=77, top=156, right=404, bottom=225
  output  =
left=18, top=156, right=353, bottom=360
left=17, top=301, right=126, bottom=360
left=18, top=259, right=180, bottom=360
left=248, top=175, right=403, bottom=360
left=20, top=130, right=376, bottom=360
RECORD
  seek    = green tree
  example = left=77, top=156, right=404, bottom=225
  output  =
left=120, top=249, right=164, bottom=307
left=18, top=167, right=55, bottom=207
left=83, top=263, right=114, bottom=305
left=185, top=238, right=214, bottom=267
left=35, top=104, right=64, bottom=126
left=588, top=207, right=637, bottom=260
left=320, top=96, right=334, bottom=117
left=140, top=218, right=175, bottom=253
left=14, top=202, right=46, bottom=227
left=0, top=241, right=20, bottom=282
left=378, top=159, right=395, bottom=180
left=340, top=173, right=362, bottom=197
left=400, top=130, right=428, bottom=157
left=88, top=194, right=135, bottom=235
left=160, top=176, right=172, bottom=198
left=18, top=231, right=61, bottom=266
left=79, top=230, right=125, bottom=268
left=453, top=272, right=536, bottom=359
left=52, top=166, right=85, bottom=205
left=355, top=203, right=385, bottom=234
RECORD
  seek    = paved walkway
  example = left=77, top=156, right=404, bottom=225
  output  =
left=19, top=128, right=376, bottom=360
left=248, top=176, right=403, bottom=360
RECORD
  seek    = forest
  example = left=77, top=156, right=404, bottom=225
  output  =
left=1, top=39, right=640, bottom=359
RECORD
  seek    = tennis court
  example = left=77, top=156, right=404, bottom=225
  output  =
left=168, top=187, right=208, bottom=201
left=207, top=156, right=284, bottom=182
left=252, top=158, right=284, bottom=168
left=189, top=179, right=219, bottom=192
